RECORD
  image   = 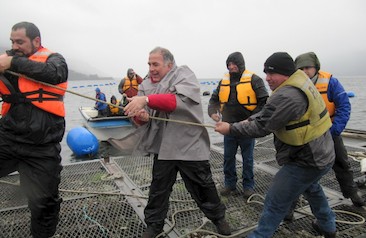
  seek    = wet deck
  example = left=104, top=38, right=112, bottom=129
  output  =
left=1, top=134, right=366, bottom=238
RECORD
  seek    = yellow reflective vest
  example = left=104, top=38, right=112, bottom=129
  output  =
left=274, top=70, right=332, bottom=146
left=218, top=70, right=257, bottom=112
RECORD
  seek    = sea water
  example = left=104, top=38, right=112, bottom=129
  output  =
left=61, top=76, right=365, bottom=164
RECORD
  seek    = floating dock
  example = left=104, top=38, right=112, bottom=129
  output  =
left=1, top=134, right=366, bottom=237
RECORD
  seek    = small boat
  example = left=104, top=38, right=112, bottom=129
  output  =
left=78, top=106, right=136, bottom=141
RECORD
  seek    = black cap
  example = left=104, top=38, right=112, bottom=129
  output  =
left=264, top=52, right=296, bottom=76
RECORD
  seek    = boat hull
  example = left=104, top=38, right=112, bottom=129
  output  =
left=79, top=106, right=136, bottom=141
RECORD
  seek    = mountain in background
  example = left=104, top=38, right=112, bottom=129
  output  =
left=68, top=69, right=114, bottom=81
left=0, top=46, right=114, bottom=81
left=1, top=46, right=366, bottom=77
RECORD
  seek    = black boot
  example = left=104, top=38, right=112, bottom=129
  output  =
left=311, top=220, right=336, bottom=238
left=213, top=218, right=231, bottom=235
left=141, top=226, right=163, bottom=238
left=349, top=192, right=365, bottom=207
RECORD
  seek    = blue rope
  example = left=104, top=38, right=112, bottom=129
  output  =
left=83, top=205, right=109, bottom=237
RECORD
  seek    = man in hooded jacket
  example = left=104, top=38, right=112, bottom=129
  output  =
left=208, top=52, right=268, bottom=198
left=283, top=52, right=364, bottom=221
left=94, top=87, right=108, bottom=117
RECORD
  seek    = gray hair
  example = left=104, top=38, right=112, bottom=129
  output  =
left=150, top=47, right=175, bottom=65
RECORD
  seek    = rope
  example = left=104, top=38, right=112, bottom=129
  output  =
left=83, top=205, right=109, bottom=237
left=0, top=179, right=192, bottom=202
left=4, top=70, right=215, bottom=128
left=4, top=70, right=125, bottom=110
left=149, top=115, right=215, bottom=128
left=1, top=178, right=365, bottom=235
left=246, top=193, right=366, bottom=225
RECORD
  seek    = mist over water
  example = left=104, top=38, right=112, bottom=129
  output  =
left=61, top=76, right=365, bottom=164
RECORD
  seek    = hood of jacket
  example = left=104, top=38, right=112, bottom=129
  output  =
left=295, top=52, right=321, bottom=71
left=226, top=52, right=246, bottom=74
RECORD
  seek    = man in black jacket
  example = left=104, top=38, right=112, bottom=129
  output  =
left=208, top=52, right=268, bottom=199
left=0, top=22, right=68, bottom=238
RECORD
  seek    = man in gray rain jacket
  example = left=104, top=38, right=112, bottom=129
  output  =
left=124, top=47, right=231, bottom=238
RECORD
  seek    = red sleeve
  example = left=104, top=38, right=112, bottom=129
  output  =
left=148, top=94, right=176, bottom=112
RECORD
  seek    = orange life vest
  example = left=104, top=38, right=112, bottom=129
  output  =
left=315, top=71, right=335, bottom=120
left=0, top=47, right=67, bottom=117
left=122, top=76, right=139, bottom=92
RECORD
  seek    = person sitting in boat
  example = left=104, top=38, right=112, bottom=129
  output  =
left=94, top=87, right=108, bottom=117
left=118, top=68, right=143, bottom=98
left=108, top=95, right=123, bottom=116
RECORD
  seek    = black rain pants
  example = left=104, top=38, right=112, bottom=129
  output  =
left=0, top=137, right=62, bottom=238
left=144, top=154, right=226, bottom=233
left=332, top=135, right=358, bottom=197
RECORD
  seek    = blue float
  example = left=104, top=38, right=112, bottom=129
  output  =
left=67, top=126, right=99, bottom=157
left=347, top=91, right=355, bottom=98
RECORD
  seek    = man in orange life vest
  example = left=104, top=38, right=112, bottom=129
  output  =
left=118, top=68, right=143, bottom=99
left=0, top=22, right=68, bottom=238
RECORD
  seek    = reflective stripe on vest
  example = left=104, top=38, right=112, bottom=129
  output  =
left=218, top=70, right=257, bottom=112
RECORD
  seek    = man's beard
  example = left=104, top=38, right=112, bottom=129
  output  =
left=13, top=44, right=37, bottom=57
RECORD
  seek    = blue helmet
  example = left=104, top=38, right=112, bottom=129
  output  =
left=95, top=87, right=100, bottom=93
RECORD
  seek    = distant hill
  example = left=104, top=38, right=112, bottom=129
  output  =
left=1, top=46, right=114, bottom=81
left=2, top=46, right=366, bottom=77
left=68, top=69, right=115, bottom=81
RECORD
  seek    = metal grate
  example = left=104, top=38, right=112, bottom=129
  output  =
left=0, top=161, right=145, bottom=238
left=1, top=138, right=366, bottom=237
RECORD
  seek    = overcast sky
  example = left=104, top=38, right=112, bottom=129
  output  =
left=2, top=0, right=366, bottom=79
